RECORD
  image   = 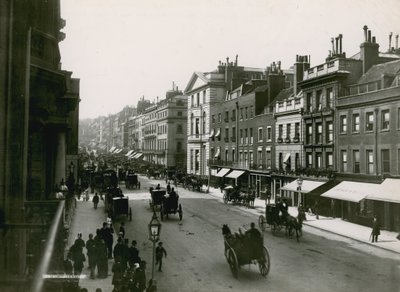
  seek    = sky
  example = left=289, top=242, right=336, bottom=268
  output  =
left=59, top=0, right=400, bottom=119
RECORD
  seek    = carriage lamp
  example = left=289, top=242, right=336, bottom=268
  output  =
left=148, top=211, right=162, bottom=281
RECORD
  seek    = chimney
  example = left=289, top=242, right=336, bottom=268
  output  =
left=335, top=36, right=339, bottom=55
left=360, top=26, right=379, bottom=74
left=363, top=25, right=368, bottom=42
left=396, top=34, right=399, bottom=49
left=235, top=54, right=238, bottom=66
left=389, top=32, right=393, bottom=51
left=339, top=34, right=343, bottom=54
left=172, top=81, right=175, bottom=91
left=294, top=54, right=310, bottom=95
left=331, top=37, right=335, bottom=54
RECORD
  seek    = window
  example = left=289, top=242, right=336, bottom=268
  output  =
left=258, top=127, right=263, bottom=142
left=245, top=107, right=248, bottom=119
left=286, top=124, right=291, bottom=139
left=366, top=150, right=374, bottom=174
left=294, top=123, right=300, bottom=139
left=177, top=124, right=183, bottom=134
left=195, top=118, right=200, bottom=135
left=249, top=151, right=254, bottom=166
left=398, top=108, right=400, bottom=129
left=341, top=150, right=347, bottom=172
left=295, top=153, right=300, bottom=170
left=250, top=128, right=254, bottom=144
left=306, top=92, right=312, bottom=112
left=352, top=114, right=360, bottom=132
left=381, top=110, right=390, bottom=130
left=316, top=153, right=322, bottom=168
left=225, top=149, right=229, bottom=161
left=306, top=124, right=313, bottom=144
left=382, top=149, right=390, bottom=173
left=177, top=111, right=183, bottom=117
left=267, top=127, right=272, bottom=141
left=232, top=149, right=235, bottom=162
left=218, top=113, right=222, bottom=123
left=316, top=123, right=322, bottom=143
left=353, top=150, right=360, bottom=173
left=278, top=124, right=283, bottom=139
left=258, top=150, right=263, bottom=165
left=190, top=149, right=193, bottom=171
left=306, top=153, right=313, bottom=167
left=196, top=93, right=200, bottom=106
left=279, top=153, right=283, bottom=170
left=212, top=115, right=215, bottom=124
left=249, top=106, right=254, bottom=118
left=266, top=150, right=271, bottom=168
left=245, top=129, right=248, bottom=144
left=240, top=129, right=243, bottom=144
left=340, top=116, right=347, bottom=133
left=316, top=90, right=322, bottom=110
left=225, top=111, right=229, bottom=122
left=232, top=109, right=236, bottom=121
left=203, top=90, right=206, bottom=103
left=365, top=112, right=374, bottom=131
left=191, top=95, right=194, bottom=107
left=232, top=126, right=236, bottom=140
left=326, top=153, right=333, bottom=168
left=225, top=128, right=229, bottom=140
left=326, top=87, right=333, bottom=108
left=326, top=122, right=333, bottom=143
left=190, top=113, right=194, bottom=135
left=240, top=108, right=244, bottom=120
left=202, top=112, right=206, bottom=134
left=195, top=150, right=200, bottom=170
left=239, top=151, right=243, bottom=162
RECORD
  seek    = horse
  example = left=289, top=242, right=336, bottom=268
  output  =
left=285, top=215, right=303, bottom=242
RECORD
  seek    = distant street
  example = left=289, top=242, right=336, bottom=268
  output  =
left=113, top=175, right=400, bottom=292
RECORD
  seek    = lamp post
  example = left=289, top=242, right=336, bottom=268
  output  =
left=148, top=211, right=162, bottom=281
left=297, top=176, right=303, bottom=206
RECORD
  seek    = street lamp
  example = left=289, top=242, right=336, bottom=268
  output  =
left=148, top=211, right=162, bottom=281
left=297, top=176, right=303, bottom=206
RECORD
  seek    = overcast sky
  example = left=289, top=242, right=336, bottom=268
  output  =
left=59, top=0, right=400, bottom=119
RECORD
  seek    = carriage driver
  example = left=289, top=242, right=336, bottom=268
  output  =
left=245, top=222, right=263, bottom=258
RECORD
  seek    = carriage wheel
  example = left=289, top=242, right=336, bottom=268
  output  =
left=178, top=204, right=183, bottom=221
left=227, top=248, right=239, bottom=278
left=223, top=194, right=228, bottom=204
left=129, top=208, right=132, bottom=221
left=258, top=246, right=271, bottom=277
left=258, top=215, right=267, bottom=232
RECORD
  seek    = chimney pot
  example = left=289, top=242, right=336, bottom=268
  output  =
left=368, top=30, right=372, bottom=42
left=372, top=36, right=376, bottom=44
left=389, top=32, right=393, bottom=51
left=363, top=25, right=368, bottom=42
left=396, top=34, right=399, bottom=49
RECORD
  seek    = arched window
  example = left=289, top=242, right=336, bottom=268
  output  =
left=202, top=111, right=206, bottom=134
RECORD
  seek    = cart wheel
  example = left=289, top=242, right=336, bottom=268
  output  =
left=258, top=246, right=271, bottom=277
left=258, top=215, right=267, bottom=232
left=227, top=248, right=239, bottom=278
left=178, top=204, right=183, bottom=221
left=223, top=194, right=228, bottom=204
left=129, top=208, right=132, bottom=221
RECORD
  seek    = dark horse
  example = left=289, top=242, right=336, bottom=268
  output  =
left=285, top=215, right=303, bottom=243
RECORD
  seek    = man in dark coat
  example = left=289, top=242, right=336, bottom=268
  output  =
left=95, top=233, right=108, bottom=279
left=134, top=260, right=147, bottom=292
left=75, top=233, right=85, bottom=251
left=86, top=233, right=97, bottom=279
left=155, top=242, right=167, bottom=272
left=101, top=222, right=114, bottom=259
left=371, top=215, right=380, bottom=242
left=93, top=193, right=100, bottom=209
left=69, top=242, right=85, bottom=275
left=113, top=237, right=124, bottom=263
left=129, top=240, right=140, bottom=268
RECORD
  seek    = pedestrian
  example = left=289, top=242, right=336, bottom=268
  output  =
left=313, top=200, right=319, bottom=220
left=155, top=184, right=161, bottom=190
left=134, top=260, right=147, bottom=292
left=121, top=238, right=130, bottom=270
left=155, top=242, right=167, bottom=272
left=96, top=236, right=108, bottom=279
left=75, top=233, right=85, bottom=251
left=85, top=190, right=90, bottom=202
left=113, top=237, right=124, bottom=263
left=93, top=192, right=100, bottom=209
left=112, top=259, right=125, bottom=290
left=129, top=240, right=141, bottom=268
left=166, top=182, right=171, bottom=193
left=119, top=222, right=125, bottom=239
left=86, top=233, right=97, bottom=279
left=101, top=222, right=114, bottom=259
left=69, top=242, right=86, bottom=275
left=371, top=215, right=380, bottom=243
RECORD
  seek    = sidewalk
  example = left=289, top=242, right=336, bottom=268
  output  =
left=67, top=194, right=114, bottom=291
left=205, top=186, right=400, bottom=254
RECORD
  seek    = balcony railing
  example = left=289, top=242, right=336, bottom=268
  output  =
left=284, top=137, right=291, bottom=143
left=277, top=137, right=283, bottom=143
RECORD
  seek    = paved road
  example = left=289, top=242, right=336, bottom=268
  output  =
left=113, top=176, right=400, bottom=292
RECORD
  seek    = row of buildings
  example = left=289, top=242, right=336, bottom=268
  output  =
left=1, top=0, right=80, bottom=291
left=83, top=26, right=400, bottom=233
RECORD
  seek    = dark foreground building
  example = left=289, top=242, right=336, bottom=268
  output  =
left=0, top=1, right=80, bottom=291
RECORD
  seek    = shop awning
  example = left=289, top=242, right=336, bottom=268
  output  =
left=281, top=179, right=326, bottom=194
left=125, top=150, right=134, bottom=157
left=366, top=178, right=400, bottom=203
left=136, top=153, right=144, bottom=159
left=321, top=181, right=380, bottom=202
left=215, top=168, right=231, bottom=177
left=226, top=170, right=245, bottom=179
left=209, top=129, right=215, bottom=138
left=109, top=146, right=116, bottom=153
left=215, top=128, right=221, bottom=138
left=283, top=153, right=291, bottom=163
left=214, top=148, right=220, bottom=158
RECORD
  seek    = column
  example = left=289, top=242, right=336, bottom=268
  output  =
left=54, top=132, right=66, bottom=190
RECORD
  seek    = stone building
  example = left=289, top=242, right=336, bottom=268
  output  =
left=0, top=0, right=80, bottom=290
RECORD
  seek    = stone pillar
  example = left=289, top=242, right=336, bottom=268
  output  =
left=54, top=132, right=66, bottom=190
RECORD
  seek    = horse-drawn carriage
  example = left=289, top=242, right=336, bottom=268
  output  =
left=222, top=224, right=270, bottom=278
left=223, top=186, right=255, bottom=208
left=102, top=169, right=118, bottom=191
left=125, top=170, right=140, bottom=189
left=105, top=187, right=132, bottom=221
left=149, top=188, right=183, bottom=221
left=258, top=203, right=303, bottom=242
